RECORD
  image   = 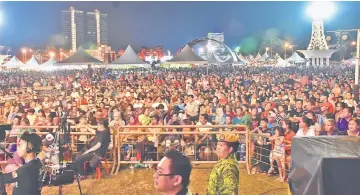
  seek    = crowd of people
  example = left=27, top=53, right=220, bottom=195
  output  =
left=0, top=64, right=359, bottom=185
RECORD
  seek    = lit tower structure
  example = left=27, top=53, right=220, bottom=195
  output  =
left=298, top=2, right=337, bottom=66
left=61, top=6, right=85, bottom=52
left=86, top=9, right=108, bottom=46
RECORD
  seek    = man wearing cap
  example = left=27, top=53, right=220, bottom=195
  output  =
left=0, top=132, right=44, bottom=195
left=207, top=133, right=239, bottom=195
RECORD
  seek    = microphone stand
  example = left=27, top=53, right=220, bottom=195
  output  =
left=58, top=115, right=83, bottom=195
left=44, top=113, right=83, bottom=195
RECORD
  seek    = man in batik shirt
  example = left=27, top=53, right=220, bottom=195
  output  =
left=207, top=133, right=239, bottom=195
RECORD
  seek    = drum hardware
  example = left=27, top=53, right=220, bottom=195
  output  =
left=41, top=114, right=83, bottom=195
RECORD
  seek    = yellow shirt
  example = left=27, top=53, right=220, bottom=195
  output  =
left=138, top=114, right=151, bottom=126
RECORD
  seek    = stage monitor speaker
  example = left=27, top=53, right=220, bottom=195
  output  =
left=322, top=158, right=360, bottom=195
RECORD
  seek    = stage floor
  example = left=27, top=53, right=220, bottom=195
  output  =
left=42, top=165, right=288, bottom=195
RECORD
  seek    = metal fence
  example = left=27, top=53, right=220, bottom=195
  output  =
left=0, top=125, right=252, bottom=175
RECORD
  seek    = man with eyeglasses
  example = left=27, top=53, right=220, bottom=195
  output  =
left=153, top=150, right=193, bottom=195
left=207, top=133, right=240, bottom=195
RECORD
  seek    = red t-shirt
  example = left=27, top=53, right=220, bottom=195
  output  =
left=219, top=98, right=228, bottom=106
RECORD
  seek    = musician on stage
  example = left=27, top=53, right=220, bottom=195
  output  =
left=0, top=132, right=44, bottom=195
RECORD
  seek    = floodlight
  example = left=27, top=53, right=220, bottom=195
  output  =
left=198, top=47, right=204, bottom=53
left=306, top=1, right=336, bottom=21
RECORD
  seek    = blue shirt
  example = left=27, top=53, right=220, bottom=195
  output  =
left=337, top=118, right=349, bottom=133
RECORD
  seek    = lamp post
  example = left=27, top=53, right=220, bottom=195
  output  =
left=270, top=39, right=273, bottom=58
left=21, top=49, right=27, bottom=62
left=284, top=43, right=289, bottom=59
left=289, top=45, right=297, bottom=54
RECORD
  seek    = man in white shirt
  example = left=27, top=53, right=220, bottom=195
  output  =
left=184, top=95, right=199, bottom=122
left=70, top=89, right=80, bottom=100
left=152, top=96, right=168, bottom=111
left=133, top=98, right=144, bottom=109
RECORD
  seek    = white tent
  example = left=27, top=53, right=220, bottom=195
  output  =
left=111, top=45, right=150, bottom=68
left=276, top=55, right=291, bottom=67
left=40, top=56, right=57, bottom=71
left=237, top=53, right=249, bottom=64
left=1, top=56, right=24, bottom=69
left=245, top=55, right=254, bottom=63
left=253, top=53, right=262, bottom=62
left=257, top=52, right=269, bottom=62
left=286, top=52, right=306, bottom=64
left=22, top=55, right=40, bottom=70
left=0, top=55, right=10, bottom=65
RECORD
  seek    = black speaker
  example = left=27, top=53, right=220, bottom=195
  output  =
left=0, top=124, right=12, bottom=141
left=50, top=169, right=75, bottom=186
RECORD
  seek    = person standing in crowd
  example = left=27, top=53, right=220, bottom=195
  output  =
left=153, top=150, right=193, bottom=195
left=254, top=118, right=272, bottom=174
left=207, top=133, right=239, bottom=195
left=0, top=132, right=44, bottom=195
left=288, top=100, right=304, bottom=133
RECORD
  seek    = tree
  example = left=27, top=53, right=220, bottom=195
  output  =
left=260, top=36, right=286, bottom=58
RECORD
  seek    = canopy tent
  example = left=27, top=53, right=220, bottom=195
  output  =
left=110, top=45, right=149, bottom=68
left=257, top=52, right=269, bottom=62
left=166, top=44, right=207, bottom=65
left=237, top=53, right=249, bottom=64
left=289, top=136, right=360, bottom=195
left=343, top=57, right=356, bottom=65
left=286, top=51, right=306, bottom=63
left=40, top=56, right=57, bottom=71
left=161, top=64, right=192, bottom=69
left=0, top=55, right=10, bottom=65
left=245, top=55, right=254, bottom=63
left=55, top=46, right=103, bottom=66
left=252, top=53, right=262, bottom=62
left=232, top=60, right=246, bottom=66
left=0, top=56, right=24, bottom=69
left=275, top=55, right=291, bottom=67
left=22, top=55, right=40, bottom=70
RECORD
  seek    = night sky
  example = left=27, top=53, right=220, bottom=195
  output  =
left=1, top=1, right=360, bottom=54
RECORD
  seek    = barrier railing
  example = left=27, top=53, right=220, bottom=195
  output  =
left=0, top=125, right=252, bottom=175
left=248, top=131, right=291, bottom=181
